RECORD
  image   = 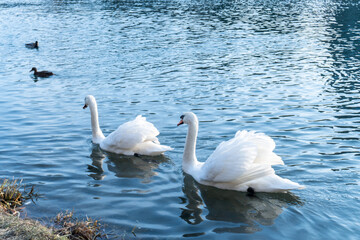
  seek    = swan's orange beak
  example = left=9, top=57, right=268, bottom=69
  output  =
left=83, top=104, right=88, bottom=109
left=177, top=120, right=184, bottom=126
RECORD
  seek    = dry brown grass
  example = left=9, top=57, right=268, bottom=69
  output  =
left=0, top=209, right=66, bottom=240
left=0, top=178, right=108, bottom=240
left=0, top=178, right=38, bottom=214
left=54, top=210, right=106, bottom=240
left=0, top=178, right=63, bottom=239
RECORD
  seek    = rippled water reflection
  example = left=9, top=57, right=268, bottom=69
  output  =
left=0, top=0, right=359, bottom=239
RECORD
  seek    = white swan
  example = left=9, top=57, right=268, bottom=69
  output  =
left=83, top=95, right=173, bottom=156
left=177, top=112, right=304, bottom=193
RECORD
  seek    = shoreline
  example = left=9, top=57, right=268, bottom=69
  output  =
left=0, top=209, right=65, bottom=240
left=0, top=209, right=108, bottom=240
left=0, top=178, right=107, bottom=240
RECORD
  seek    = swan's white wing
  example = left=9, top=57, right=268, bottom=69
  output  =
left=200, top=130, right=282, bottom=183
left=102, top=115, right=160, bottom=150
left=235, top=130, right=284, bottom=165
left=200, top=132, right=257, bottom=182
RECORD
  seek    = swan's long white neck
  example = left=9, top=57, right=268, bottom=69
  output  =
left=88, top=99, right=105, bottom=144
left=183, top=120, right=199, bottom=173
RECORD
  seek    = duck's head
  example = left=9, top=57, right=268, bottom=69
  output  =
left=83, top=95, right=95, bottom=109
left=177, top=112, right=198, bottom=126
left=30, top=67, right=37, bottom=72
left=34, top=41, right=39, bottom=47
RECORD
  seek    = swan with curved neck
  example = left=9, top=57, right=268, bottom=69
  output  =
left=83, top=95, right=172, bottom=156
left=177, top=112, right=304, bottom=193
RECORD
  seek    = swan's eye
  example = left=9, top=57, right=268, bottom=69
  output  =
left=180, top=115, right=184, bottom=119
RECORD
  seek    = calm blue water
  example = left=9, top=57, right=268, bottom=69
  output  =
left=0, top=0, right=359, bottom=239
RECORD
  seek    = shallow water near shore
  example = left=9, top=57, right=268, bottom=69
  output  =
left=0, top=0, right=360, bottom=239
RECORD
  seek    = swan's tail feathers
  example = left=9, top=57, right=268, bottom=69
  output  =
left=233, top=164, right=275, bottom=185
left=256, top=151, right=284, bottom=165
left=239, top=166, right=305, bottom=192
left=268, top=177, right=305, bottom=192
left=150, top=145, right=173, bottom=156
left=134, top=141, right=173, bottom=156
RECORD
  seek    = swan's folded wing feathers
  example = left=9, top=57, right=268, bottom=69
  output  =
left=200, top=130, right=283, bottom=183
left=103, top=128, right=142, bottom=149
left=231, top=164, right=275, bottom=184
left=200, top=134, right=258, bottom=183
left=235, top=130, right=276, bottom=151
left=241, top=130, right=284, bottom=165
left=102, top=115, right=160, bottom=150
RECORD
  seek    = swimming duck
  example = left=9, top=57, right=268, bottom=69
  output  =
left=30, top=67, right=54, bottom=77
left=177, top=112, right=304, bottom=193
left=25, top=41, right=39, bottom=49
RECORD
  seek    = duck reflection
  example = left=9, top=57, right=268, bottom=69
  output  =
left=180, top=174, right=303, bottom=234
left=87, top=145, right=169, bottom=183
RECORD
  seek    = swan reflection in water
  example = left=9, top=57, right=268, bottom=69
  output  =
left=180, top=174, right=303, bottom=235
left=87, top=145, right=169, bottom=183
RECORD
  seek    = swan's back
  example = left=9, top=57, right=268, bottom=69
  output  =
left=199, top=130, right=283, bottom=183
left=100, top=115, right=172, bottom=155
left=235, top=130, right=284, bottom=165
left=101, top=115, right=159, bottom=149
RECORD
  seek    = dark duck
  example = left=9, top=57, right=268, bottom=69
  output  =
left=30, top=67, right=54, bottom=77
left=25, top=41, right=39, bottom=49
